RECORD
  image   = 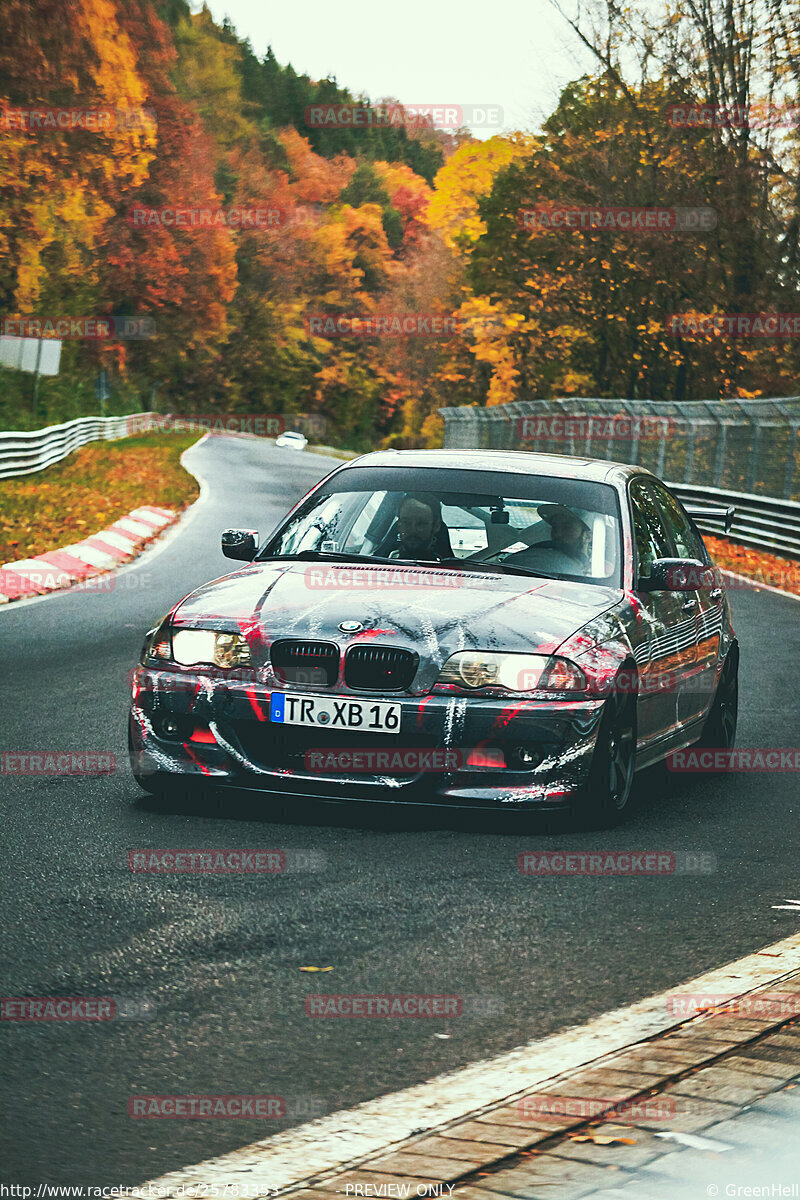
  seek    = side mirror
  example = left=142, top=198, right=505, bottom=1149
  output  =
left=221, top=528, right=259, bottom=561
left=639, top=558, right=715, bottom=592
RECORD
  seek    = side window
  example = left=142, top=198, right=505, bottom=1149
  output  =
left=650, top=483, right=708, bottom=563
left=629, top=480, right=671, bottom=581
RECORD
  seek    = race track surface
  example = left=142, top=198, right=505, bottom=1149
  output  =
left=2, top=435, right=799, bottom=1185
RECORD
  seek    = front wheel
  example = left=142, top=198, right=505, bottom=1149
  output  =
left=572, top=687, right=637, bottom=830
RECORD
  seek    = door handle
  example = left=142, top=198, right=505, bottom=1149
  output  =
left=681, top=598, right=698, bottom=612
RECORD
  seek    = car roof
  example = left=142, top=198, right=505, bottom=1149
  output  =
left=339, top=448, right=650, bottom=487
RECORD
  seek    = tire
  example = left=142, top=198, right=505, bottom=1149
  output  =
left=572, top=685, right=637, bottom=830
left=696, top=645, right=738, bottom=751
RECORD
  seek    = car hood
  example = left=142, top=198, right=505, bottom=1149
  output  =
left=173, top=560, right=621, bottom=688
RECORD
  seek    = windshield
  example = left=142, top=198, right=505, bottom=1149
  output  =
left=261, top=466, right=622, bottom=586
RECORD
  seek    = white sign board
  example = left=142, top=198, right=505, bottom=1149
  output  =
left=0, top=336, right=62, bottom=375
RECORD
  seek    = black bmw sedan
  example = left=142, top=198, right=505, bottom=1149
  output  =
left=129, top=450, right=738, bottom=828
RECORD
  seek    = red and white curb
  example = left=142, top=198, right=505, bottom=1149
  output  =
left=0, top=506, right=176, bottom=603
left=138, top=933, right=800, bottom=1197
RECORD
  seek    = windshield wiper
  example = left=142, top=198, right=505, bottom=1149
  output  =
left=404, top=555, right=558, bottom=580
left=257, top=550, right=397, bottom=565
left=258, top=549, right=558, bottom=581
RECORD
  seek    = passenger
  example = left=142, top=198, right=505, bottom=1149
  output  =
left=535, top=504, right=592, bottom=570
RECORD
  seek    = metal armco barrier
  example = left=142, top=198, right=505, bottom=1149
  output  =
left=668, top=484, right=800, bottom=558
left=0, top=411, right=330, bottom=480
left=0, top=413, right=160, bottom=480
left=439, top=396, right=800, bottom=559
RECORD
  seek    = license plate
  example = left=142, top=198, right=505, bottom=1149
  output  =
left=269, top=693, right=401, bottom=733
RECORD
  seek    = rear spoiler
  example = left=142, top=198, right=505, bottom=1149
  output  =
left=685, top=504, right=735, bottom=533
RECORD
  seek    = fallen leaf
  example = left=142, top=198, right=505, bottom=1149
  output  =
left=706, top=534, right=800, bottom=600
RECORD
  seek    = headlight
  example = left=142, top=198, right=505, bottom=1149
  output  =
left=436, top=651, right=585, bottom=693
left=171, top=628, right=252, bottom=669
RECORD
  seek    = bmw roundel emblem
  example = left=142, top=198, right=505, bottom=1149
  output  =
left=339, top=620, right=363, bottom=633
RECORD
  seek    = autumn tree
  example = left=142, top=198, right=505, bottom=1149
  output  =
left=470, top=72, right=795, bottom=400
left=101, top=0, right=238, bottom=407
left=0, top=0, right=156, bottom=316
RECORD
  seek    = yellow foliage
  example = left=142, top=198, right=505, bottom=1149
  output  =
left=426, top=135, right=533, bottom=250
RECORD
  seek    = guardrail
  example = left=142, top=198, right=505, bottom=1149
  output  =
left=668, top=483, right=800, bottom=558
left=0, top=413, right=160, bottom=480
left=4, top=408, right=800, bottom=559
left=439, top=398, right=800, bottom=559
left=439, top=396, right=800, bottom=500
left=0, top=411, right=333, bottom=480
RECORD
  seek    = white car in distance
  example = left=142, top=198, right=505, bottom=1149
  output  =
left=275, top=430, right=309, bottom=450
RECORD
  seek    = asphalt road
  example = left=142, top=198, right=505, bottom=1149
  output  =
left=2, top=434, right=799, bottom=1186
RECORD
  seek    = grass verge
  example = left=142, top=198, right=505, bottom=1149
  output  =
left=706, top=534, right=800, bottom=599
left=0, top=433, right=200, bottom=563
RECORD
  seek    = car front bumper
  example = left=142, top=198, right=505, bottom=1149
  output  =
left=128, top=667, right=607, bottom=807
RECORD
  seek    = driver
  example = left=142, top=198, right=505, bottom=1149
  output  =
left=389, top=493, right=442, bottom=560
left=535, top=504, right=592, bottom=569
